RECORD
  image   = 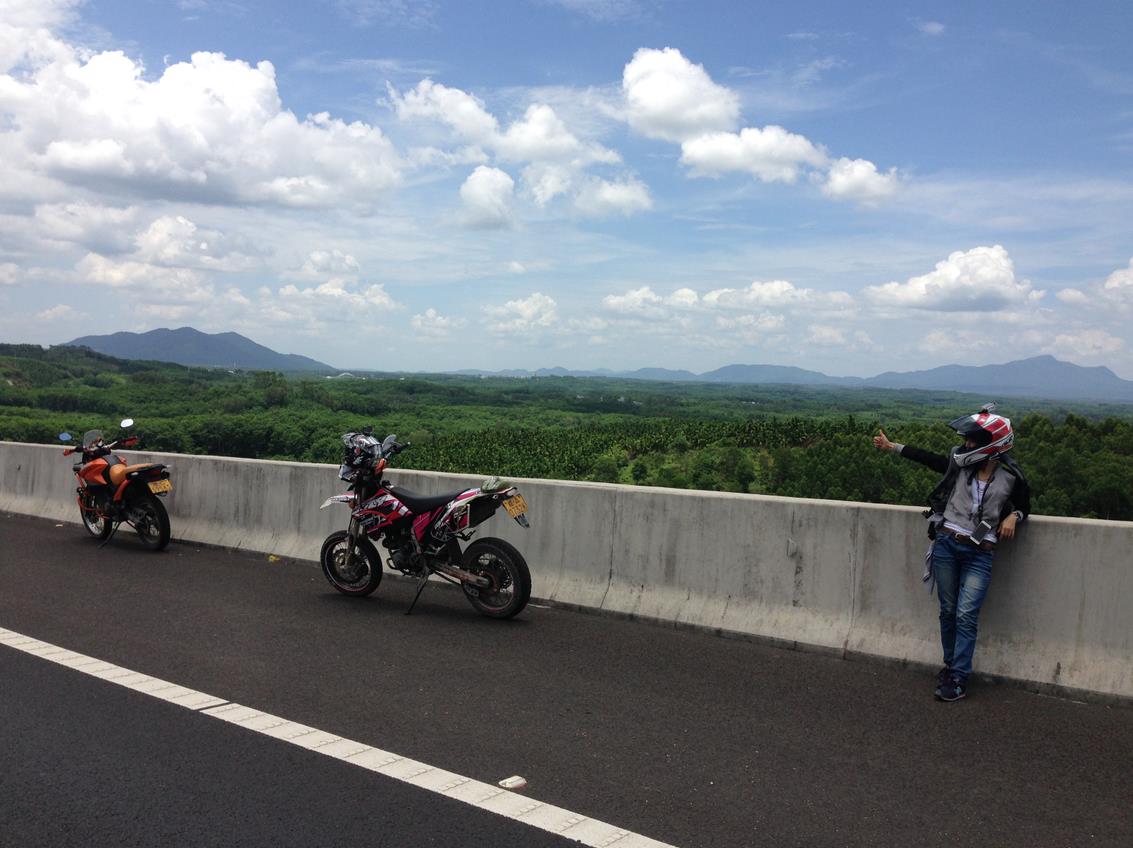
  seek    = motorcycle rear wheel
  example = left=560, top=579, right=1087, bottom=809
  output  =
left=131, top=492, right=171, bottom=551
left=320, top=531, right=383, bottom=596
left=79, top=493, right=112, bottom=541
left=461, top=538, right=531, bottom=619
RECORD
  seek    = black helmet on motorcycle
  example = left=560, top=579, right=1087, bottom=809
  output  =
left=949, top=403, right=1013, bottom=467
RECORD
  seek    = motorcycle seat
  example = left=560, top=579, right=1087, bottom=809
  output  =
left=387, top=486, right=467, bottom=513
left=108, top=463, right=165, bottom=486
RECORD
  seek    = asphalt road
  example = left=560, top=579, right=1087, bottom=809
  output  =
left=2, top=511, right=1132, bottom=847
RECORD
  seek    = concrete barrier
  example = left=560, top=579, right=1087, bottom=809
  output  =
left=2, top=440, right=1130, bottom=701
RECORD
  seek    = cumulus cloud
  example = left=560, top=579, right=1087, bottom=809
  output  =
left=1046, top=329, right=1125, bottom=358
left=1056, top=287, right=1089, bottom=305
left=484, top=291, right=557, bottom=333
left=703, top=279, right=851, bottom=310
left=864, top=245, right=1042, bottom=311
left=391, top=79, right=631, bottom=217
left=33, top=202, right=139, bottom=253
left=36, top=303, right=75, bottom=321
left=574, top=177, right=652, bottom=217
left=622, top=47, right=740, bottom=142
left=390, top=79, right=499, bottom=142
left=3, top=38, right=402, bottom=208
left=411, top=307, right=463, bottom=337
left=1104, top=258, right=1133, bottom=292
left=822, top=157, right=900, bottom=204
left=459, top=166, right=515, bottom=228
left=681, top=127, right=828, bottom=182
left=132, top=215, right=260, bottom=271
left=298, top=249, right=362, bottom=278
left=265, top=278, right=397, bottom=330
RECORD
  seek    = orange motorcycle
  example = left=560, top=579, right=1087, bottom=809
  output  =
left=59, top=418, right=172, bottom=550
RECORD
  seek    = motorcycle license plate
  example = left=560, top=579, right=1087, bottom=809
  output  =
left=503, top=493, right=527, bottom=518
left=148, top=479, right=172, bottom=494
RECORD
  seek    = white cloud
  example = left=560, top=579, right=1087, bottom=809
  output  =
left=36, top=303, right=75, bottom=320
left=266, top=278, right=397, bottom=330
left=4, top=41, right=402, bottom=208
left=864, top=245, right=1042, bottom=311
left=919, top=21, right=946, bottom=36
left=497, top=103, right=618, bottom=165
left=411, top=307, right=463, bottom=337
left=1104, top=258, right=1133, bottom=292
left=703, top=279, right=851, bottom=310
left=390, top=79, right=499, bottom=142
left=574, top=177, right=652, bottom=217
left=822, top=157, right=900, bottom=204
left=33, top=202, right=139, bottom=253
left=622, top=47, right=740, bottom=142
left=523, top=163, right=573, bottom=206
left=298, top=249, right=361, bottom=278
left=132, top=215, right=260, bottom=271
left=681, top=127, right=829, bottom=183
left=1056, top=287, right=1089, bottom=305
left=459, top=166, right=515, bottom=228
left=1046, top=329, right=1125, bottom=358
left=806, top=324, right=847, bottom=346
left=484, top=291, right=557, bottom=333
left=76, top=252, right=213, bottom=298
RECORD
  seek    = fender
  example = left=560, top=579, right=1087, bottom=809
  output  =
left=320, top=494, right=356, bottom=509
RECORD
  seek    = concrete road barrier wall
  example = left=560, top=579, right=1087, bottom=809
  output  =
left=2, top=441, right=1130, bottom=700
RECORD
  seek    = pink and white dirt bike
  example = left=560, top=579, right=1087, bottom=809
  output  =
left=319, top=430, right=532, bottom=618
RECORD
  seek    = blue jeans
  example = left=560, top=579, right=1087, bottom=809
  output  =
left=932, top=535, right=995, bottom=681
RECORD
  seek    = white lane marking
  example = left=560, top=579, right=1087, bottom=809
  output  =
left=0, top=627, right=677, bottom=848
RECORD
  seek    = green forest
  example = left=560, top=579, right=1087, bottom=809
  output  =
left=3, top=343, right=1132, bottom=520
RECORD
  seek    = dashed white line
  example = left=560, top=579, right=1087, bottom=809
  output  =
left=0, top=626, right=677, bottom=848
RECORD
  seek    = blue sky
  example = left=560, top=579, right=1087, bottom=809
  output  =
left=2, top=0, right=1133, bottom=377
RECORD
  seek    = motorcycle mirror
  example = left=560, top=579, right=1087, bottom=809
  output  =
left=59, top=432, right=73, bottom=442
left=382, top=434, right=397, bottom=450
left=120, top=418, right=135, bottom=429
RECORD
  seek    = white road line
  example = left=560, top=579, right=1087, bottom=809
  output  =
left=0, top=627, right=677, bottom=848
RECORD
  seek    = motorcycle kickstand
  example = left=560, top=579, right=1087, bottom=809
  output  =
left=98, top=521, right=121, bottom=549
left=405, top=570, right=431, bottom=616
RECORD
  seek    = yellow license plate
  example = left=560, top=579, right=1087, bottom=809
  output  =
left=503, top=494, right=527, bottom=517
left=148, top=479, right=172, bottom=494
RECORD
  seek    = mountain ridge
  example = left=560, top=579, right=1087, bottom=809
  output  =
left=65, top=327, right=334, bottom=372
left=58, top=328, right=1133, bottom=402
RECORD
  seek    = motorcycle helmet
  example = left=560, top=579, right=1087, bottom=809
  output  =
left=949, top=403, right=1013, bottom=467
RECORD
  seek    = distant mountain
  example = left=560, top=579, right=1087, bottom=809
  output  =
left=455, top=356, right=1133, bottom=403
left=64, top=327, right=334, bottom=372
left=861, top=355, right=1133, bottom=402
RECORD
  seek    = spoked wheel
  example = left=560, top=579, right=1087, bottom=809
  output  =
left=129, top=492, right=171, bottom=551
left=79, top=493, right=113, bottom=541
left=320, top=531, right=383, bottom=596
left=461, top=538, right=531, bottom=619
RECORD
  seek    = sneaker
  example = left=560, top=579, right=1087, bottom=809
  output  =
left=934, top=666, right=952, bottom=697
left=935, top=675, right=967, bottom=702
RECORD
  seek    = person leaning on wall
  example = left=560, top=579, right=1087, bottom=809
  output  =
left=872, top=404, right=1030, bottom=702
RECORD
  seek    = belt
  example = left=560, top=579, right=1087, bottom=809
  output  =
left=938, top=527, right=995, bottom=551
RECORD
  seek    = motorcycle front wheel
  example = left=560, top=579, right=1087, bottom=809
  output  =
left=320, top=531, right=383, bottom=596
left=461, top=538, right=531, bottom=619
left=79, top=493, right=113, bottom=541
left=130, top=492, right=171, bottom=551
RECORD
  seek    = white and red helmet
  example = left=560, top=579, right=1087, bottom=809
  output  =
left=949, top=404, right=1013, bottom=467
